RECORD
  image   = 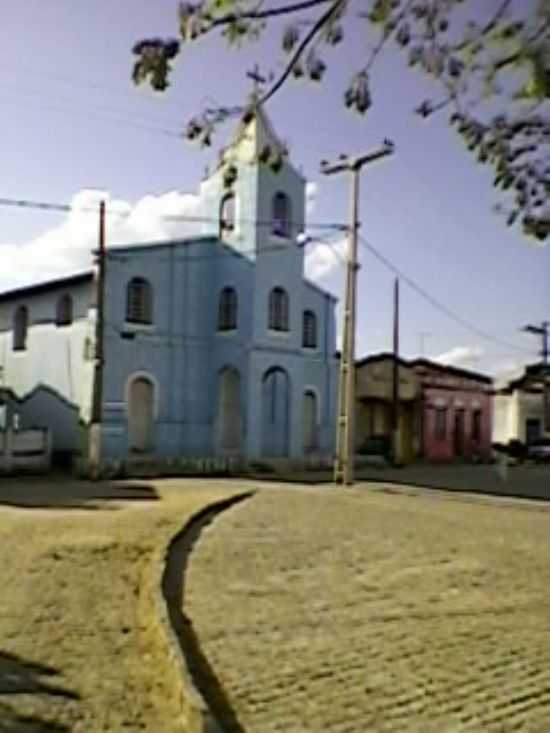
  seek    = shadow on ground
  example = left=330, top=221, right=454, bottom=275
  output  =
left=0, top=651, right=79, bottom=732
left=0, top=475, right=159, bottom=510
left=163, top=495, right=253, bottom=732
left=248, top=464, right=550, bottom=503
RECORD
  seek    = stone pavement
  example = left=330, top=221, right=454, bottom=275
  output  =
left=260, top=464, right=550, bottom=502
left=184, top=485, right=550, bottom=732
left=355, top=464, right=550, bottom=502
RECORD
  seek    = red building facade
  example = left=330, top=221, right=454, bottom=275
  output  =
left=411, top=360, right=493, bottom=462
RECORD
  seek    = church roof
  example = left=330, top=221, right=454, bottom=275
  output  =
left=105, top=236, right=219, bottom=256
left=230, top=102, right=284, bottom=157
left=0, top=271, right=94, bottom=303
left=496, top=362, right=548, bottom=393
left=304, top=278, right=338, bottom=302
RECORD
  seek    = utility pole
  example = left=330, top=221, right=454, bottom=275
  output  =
left=522, top=321, right=550, bottom=432
left=321, top=141, right=395, bottom=486
left=392, top=278, right=400, bottom=466
left=90, top=200, right=106, bottom=475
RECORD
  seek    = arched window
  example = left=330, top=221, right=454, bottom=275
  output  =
left=126, top=277, right=153, bottom=325
left=262, top=366, right=290, bottom=457
left=218, top=287, right=238, bottom=331
left=220, top=193, right=236, bottom=235
left=302, top=310, right=317, bottom=348
left=272, top=192, right=291, bottom=238
left=56, top=294, right=73, bottom=327
left=303, top=389, right=319, bottom=452
left=268, top=287, right=289, bottom=332
left=13, top=306, right=28, bottom=352
left=127, top=375, right=155, bottom=453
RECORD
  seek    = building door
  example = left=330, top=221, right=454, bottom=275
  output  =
left=526, top=418, right=542, bottom=445
left=303, top=390, right=318, bottom=454
left=454, top=409, right=465, bottom=457
left=217, top=367, right=242, bottom=454
left=128, top=377, right=154, bottom=453
left=262, top=367, right=290, bottom=457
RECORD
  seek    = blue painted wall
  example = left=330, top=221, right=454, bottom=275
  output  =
left=0, top=109, right=338, bottom=465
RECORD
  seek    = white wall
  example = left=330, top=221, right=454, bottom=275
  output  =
left=517, top=391, right=545, bottom=442
left=0, top=280, right=96, bottom=452
left=492, top=394, right=514, bottom=444
left=492, top=390, right=545, bottom=443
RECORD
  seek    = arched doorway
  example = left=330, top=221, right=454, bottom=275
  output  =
left=128, top=376, right=155, bottom=453
left=217, top=367, right=242, bottom=454
left=262, top=367, right=290, bottom=457
left=303, top=390, right=318, bottom=454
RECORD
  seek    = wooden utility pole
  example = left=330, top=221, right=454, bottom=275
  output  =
left=89, top=201, right=106, bottom=475
left=522, top=321, right=550, bottom=432
left=321, top=141, right=394, bottom=485
left=392, top=278, right=400, bottom=465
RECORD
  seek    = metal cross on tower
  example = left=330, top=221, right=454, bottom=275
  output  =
left=246, top=64, right=267, bottom=98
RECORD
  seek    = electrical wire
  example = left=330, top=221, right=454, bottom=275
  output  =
left=0, top=61, right=191, bottom=117
left=355, top=234, right=535, bottom=356
left=0, top=90, right=183, bottom=139
left=0, top=80, right=185, bottom=132
left=0, top=190, right=537, bottom=358
left=0, top=195, right=347, bottom=231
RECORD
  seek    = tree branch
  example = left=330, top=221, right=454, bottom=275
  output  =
left=365, top=0, right=415, bottom=73
left=259, top=0, right=345, bottom=106
left=451, top=0, right=512, bottom=53
left=205, top=0, right=333, bottom=28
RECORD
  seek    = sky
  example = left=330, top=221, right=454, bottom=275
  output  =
left=1, top=0, right=548, bottom=377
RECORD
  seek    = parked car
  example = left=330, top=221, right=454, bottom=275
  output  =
left=357, top=435, right=392, bottom=465
left=527, top=438, right=550, bottom=463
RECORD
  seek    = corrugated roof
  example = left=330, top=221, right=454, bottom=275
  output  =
left=355, top=353, right=493, bottom=383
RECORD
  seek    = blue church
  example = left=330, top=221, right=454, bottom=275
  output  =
left=0, top=105, right=338, bottom=472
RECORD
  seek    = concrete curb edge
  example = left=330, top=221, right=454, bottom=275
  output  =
left=152, top=491, right=254, bottom=732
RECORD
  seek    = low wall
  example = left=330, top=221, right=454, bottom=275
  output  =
left=0, top=428, right=52, bottom=474
left=78, top=453, right=335, bottom=480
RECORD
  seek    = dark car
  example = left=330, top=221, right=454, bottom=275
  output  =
left=527, top=438, right=550, bottom=464
left=357, top=435, right=392, bottom=462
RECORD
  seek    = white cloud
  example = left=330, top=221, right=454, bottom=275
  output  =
left=1, top=186, right=346, bottom=294
left=304, top=237, right=347, bottom=281
left=306, top=181, right=318, bottom=217
left=435, top=345, right=485, bottom=368
left=0, top=189, right=202, bottom=290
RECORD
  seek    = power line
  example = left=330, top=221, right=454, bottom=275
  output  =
left=0, top=195, right=346, bottom=232
left=356, top=234, right=535, bottom=356
left=0, top=61, right=191, bottom=117
left=0, top=90, right=183, bottom=139
left=0, top=80, right=185, bottom=132
left=2, top=192, right=533, bottom=357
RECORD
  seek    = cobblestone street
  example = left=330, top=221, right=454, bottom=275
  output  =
left=185, top=486, right=550, bottom=732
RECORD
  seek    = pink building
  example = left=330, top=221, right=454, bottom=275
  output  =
left=411, top=359, right=493, bottom=463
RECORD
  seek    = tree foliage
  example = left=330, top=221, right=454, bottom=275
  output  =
left=132, top=0, right=550, bottom=241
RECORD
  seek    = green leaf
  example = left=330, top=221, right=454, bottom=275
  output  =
left=369, top=0, right=394, bottom=25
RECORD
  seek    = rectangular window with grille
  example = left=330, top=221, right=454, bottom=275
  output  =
left=472, top=409, right=482, bottom=442
left=435, top=407, right=447, bottom=440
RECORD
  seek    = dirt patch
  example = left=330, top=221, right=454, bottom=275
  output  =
left=0, top=479, right=241, bottom=732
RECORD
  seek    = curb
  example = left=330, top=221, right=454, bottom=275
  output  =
left=152, top=491, right=254, bottom=732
